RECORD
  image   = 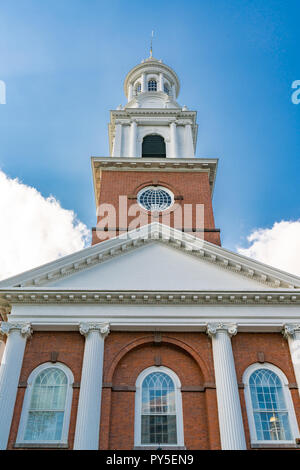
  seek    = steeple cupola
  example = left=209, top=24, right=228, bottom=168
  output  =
left=124, top=57, right=180, bottom=109
left=109, top=58, right=198, bottom=159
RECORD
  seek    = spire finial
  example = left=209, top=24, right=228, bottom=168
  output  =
left=150, top=30, right=154, bottom=58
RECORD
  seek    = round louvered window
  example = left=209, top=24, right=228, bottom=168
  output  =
left=137, top=186, right=174, bottom=212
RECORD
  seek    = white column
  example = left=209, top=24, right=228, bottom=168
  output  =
left=129, top=119, right=137, bottom=158
left=0, top=322, right=32, bottom=450
left=184, top=121, right=195, bottom=158
left=169, top=121, right=178, bottom=158
left=141, top=73, right=147, bottom=93
left=158, top=73, right=164, bottom=92
left=283, top=324, right=300, bottom=396
left=112, top=120, right=122, bottom=157
left=128, top=83, right=133, bottom=101
left=207, top=323, right=246, bottom=450
left=74, top=322, right=110, bottom=450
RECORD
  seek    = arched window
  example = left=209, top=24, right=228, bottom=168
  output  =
left=142, top=135, right=166, bottom=158
left=163, top=83, right=170, bottom=95
left=148, top=79, right=157, bottom=92
left=135, top=366, right=184, bottom=447
left=16, top=363, right=74, bottom=445
left=135, top=83, right=141, bottom=96
left=243, top=364, right=299, bottom=445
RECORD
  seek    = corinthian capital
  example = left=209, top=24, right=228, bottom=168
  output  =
left=0, top=322, right=32, bottom=339
left=206, top=322, right=238, bottom=338
left=79, top=322, right=110, bottom=338
left=283, top=324, right=300, bottom=339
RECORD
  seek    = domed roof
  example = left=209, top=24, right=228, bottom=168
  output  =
left=123, top=58, right=180, bottom=99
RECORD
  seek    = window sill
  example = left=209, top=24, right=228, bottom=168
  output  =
left=250, top=442, right=299, bottom=449
left=14, top=442, right=69, bottom=449
left=134, top=446, right=186, bottom=450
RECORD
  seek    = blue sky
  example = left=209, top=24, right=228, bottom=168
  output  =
left=0, top=0, right=299, bottom=254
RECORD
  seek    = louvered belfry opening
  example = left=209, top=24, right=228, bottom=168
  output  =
left=142, top=135, right=166, bottom=158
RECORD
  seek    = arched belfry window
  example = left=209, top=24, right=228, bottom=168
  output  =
left=16, top=363, right=74, bottom=445
left=135, top=83, right=141, bottom=96
left=135, top=366, right=184, bottom=447
left=163, top=83, right=170, bottom=95
left=243, top=364, right=299, bottom=445
left=148, top=79, right=157, bottom=92
left=142, top=135, right=166, bottom=158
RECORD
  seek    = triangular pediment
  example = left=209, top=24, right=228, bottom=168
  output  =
left=46, top=242, right=274, bottom=290
left=0, top=224, right=299, bottom=291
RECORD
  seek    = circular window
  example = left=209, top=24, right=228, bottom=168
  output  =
left=137, top=186, right=174, bottom=212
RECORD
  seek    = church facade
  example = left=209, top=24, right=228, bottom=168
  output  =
left=0, top=57, right=300, bottom=451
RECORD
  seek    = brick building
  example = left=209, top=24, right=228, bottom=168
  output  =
left=0, top=56, right=300, bottom=451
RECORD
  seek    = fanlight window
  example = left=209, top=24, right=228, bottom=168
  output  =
left=148, top=80, right=157, bottom=92
left=247, top=368, right=295, bottom=441
left=141, top=372, right=176, bottom=445
left=135, top=367, right=184, bottom=447
left=17, top=363, right=73, bottom=445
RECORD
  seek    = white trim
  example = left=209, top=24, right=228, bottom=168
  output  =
left=0, top=222, right=299, bottom=290
left=134, top=366, right=184, bottom=448
left=16, top=362, right=74, bottom=446
left=243, top=362, right=300, bottom=445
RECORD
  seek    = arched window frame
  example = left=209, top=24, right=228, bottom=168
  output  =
left=142, top=133, right=166, bottom=158
left=243, top=363, right=299, bottom=445
left=134, top=82, right=141, bottom=96
left=134, top=366, right=184, bottom=448
left=163, top=82, right=170, bottom=95
left=148, top=79, right=157, bottom=92
left=16, top=362, right=74, bottom=446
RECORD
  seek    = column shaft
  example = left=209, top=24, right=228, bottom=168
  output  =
left=129, top=120, right=137, bottom=158
left=185, top=123, right=195, bottom=157
left=0, top=323, right=31, bottom=450
left=169, top=121, right=178, bottom=158
left=283, top=325, right=300, bottom=396
left=112, top=122, right=122, bottom=157
left=158, top=73, right=164, bottom=92
left=207, top=323, right=246, bottom=450
left=141, top=73, right=147, bottom=93
left=74, top=323, right=109, bottom=450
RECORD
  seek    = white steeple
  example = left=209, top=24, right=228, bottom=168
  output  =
left=109, top=57, right=198, bottom=159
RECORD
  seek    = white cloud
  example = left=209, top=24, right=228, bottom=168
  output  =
left=0, top=170, right=89, bottom=280
left=237, top=220, right=300, bottom=277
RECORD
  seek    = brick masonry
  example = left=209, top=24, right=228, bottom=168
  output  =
left=91, top=170, right=221, bottom=246
left=7, top=331, right=300, bottom=450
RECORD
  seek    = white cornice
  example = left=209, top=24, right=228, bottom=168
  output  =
left=0, top=223, right=299, bottom=294
left=1, top=289, right=300, bottom=307
left=91, top=157, right=218, bottom=205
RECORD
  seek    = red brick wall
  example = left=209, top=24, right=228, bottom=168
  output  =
left=232, top=333, right=300, bottom=449
left=7, top=332, right=85, bottom=450
left=101, top=332, right=216, bottom=450
left=92, top=170, right=221, bottom=246
left=7, top=331, right=300, bottom=450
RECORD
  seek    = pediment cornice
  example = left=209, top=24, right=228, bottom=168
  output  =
left=0, top=224, right=299, bottom=295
